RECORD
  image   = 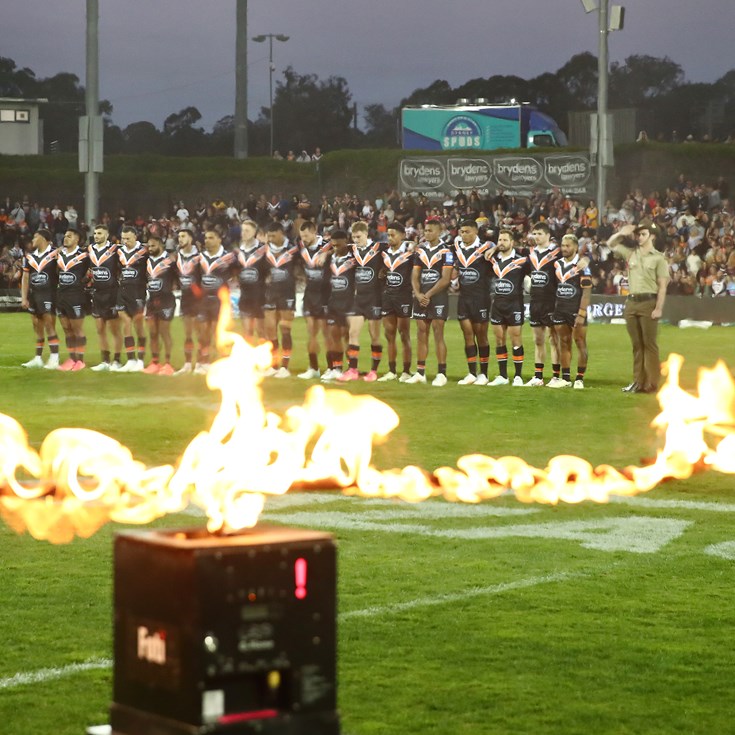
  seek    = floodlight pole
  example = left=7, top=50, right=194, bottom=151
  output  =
left=596, top=0, right=609, bottom=215
left=234, top=0, right=248, bottom=159
left=252, top=33, right=289, bottom=157
left=85, top=0, right=99, bottom=227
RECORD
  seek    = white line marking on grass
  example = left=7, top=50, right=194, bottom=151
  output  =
left=339, top=571, right=581, bottom=620
left=0, top=573, right=583, bottom=688
left=703, top=542, right=735, bottom=560
left=44, top=395, right=217, bottom=409
left=0, top=657, right=112, bottom=690
left=611, top=496, right=735, bottom=513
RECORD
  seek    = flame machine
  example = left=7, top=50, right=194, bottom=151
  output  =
left=110, top=526, right=339, bottom=735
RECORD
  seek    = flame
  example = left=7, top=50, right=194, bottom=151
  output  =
left=0, top=292, right=733, bottom=542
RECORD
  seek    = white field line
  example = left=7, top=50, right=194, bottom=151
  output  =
left=610, top=496, right=735, bottom=513
left=0, top=570, right=581, bottom=691
left=0, top=657, right=112, bottom=690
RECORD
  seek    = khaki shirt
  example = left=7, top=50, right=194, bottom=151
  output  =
left=613, top=244, right=668, bottom=294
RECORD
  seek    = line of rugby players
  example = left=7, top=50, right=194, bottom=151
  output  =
left=20, top=217, right=591, bottom=387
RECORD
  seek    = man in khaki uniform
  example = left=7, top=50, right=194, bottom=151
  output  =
left=607, top=219, right=669, bottom=393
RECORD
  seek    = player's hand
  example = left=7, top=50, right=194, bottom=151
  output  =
left=21, top=298, right=29, bottom=310
left=651, top=306, right=662, bottom=320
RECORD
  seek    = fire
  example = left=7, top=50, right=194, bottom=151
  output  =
left=0, top=295, right=733, bottom=543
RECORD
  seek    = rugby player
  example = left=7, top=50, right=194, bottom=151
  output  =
left=452, top=218, right=493, bottom=385
left=341, top=221, right=383, bottom=382
left=235, top=219, right=268, bottom=345
left=20, top=228, right=60, bottom=369
left=548, top=233, right=592, bottom=389
left=525, top=222, right=561, bottom=386
left=487, top=229, right=530, bottom=386
left=173, top=227, right=202, bottom=375
left=116, top=225, right=148, bottom=372
left=323, top=230, right=355, bottom=381
left=374, top=222, right=413, bottom=383
left=196, top=227, right=237, bottom=375
left=406, top=216, right=454, bottom=386
left=297, top=220, right=331, bottom=379
left=55, top=226, right=90, bottom=371
left=88, top=223, right=122, bottom=371
left=262, top=221, right=299, bottom=378
left=142, top=232, right=176, bottom=375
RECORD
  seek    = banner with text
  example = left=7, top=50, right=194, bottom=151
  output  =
left=399, top=152, right=592, bottom=199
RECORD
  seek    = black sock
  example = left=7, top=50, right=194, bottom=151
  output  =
left=562, top=367, right=571, bottom=381
left=389, top=361, right=397, bottom=374
left=309, top=352, right=318, bottom=370
left=512, top=345, right=524, bottom=378
left=479, top=345, right=490, bottom=376
left=102, top=350, right=110, bottom=364
left=496, top=345, right=508, bottom=378
left=417, top=361, right=426, bottom=376
left=371, top=344, right=382, bottom=372
left=403, top=361, right=411, bottom=375
left=534, top=362, right=543, bottom=380
left=438, top=363, right=446, bottom=375
left=465, top=345, right=477, bottom=376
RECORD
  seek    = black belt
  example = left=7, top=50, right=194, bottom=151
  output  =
left=627, top=293, right=657, bottom=302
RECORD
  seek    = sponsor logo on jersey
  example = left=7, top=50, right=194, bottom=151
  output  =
left=147, top=278, right=162, bottom=292
left=421, top=270, right=440, bottom=285
left=92, top=267, right=111, bottom=282
left=304, top=267, right=323, bottom=281
left=460, top=268, right=480, bottom=285
left=270, top=268, right=288, bottom=283
left=331, top=275, right=349, bottom=291
left=355, top=267, right=374, bottom=284
left=201, top=275, right=223, bottom=289
left=239, top=268, right=260, bottom=284
left=386, top=272, right=404, bottom=288
left=531, top=271, right=550, bottom=287
left=122, top=267, right=138, bottom=280
left=557, top=284, right=577, bottom=299
left=179, top=275, right=193, bottom=289
left=30, top=273, right=49, bottom=286
left=58, top=272, right=77, bottom=286
left=494, top=278, right=515, bottom=296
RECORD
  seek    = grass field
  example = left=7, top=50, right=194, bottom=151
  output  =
left=0, top=313, right=734, bottom=735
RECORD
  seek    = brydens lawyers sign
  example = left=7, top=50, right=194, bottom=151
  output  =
left=399, top=153, right=591, bottom=198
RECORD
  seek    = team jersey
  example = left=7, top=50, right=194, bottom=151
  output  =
left=553, top=256, right=593, bottom=314
left=235, top=241, right=268, bottom=297
left=88, top=241, right=119, bottom=291
left=327, top=251, right=357, bottom=312
left=118, top=242, right=148, bottom=294
left=23, top=245, right=58, bottom=292
left=490, top=249, right=531, bottom=304
left=413, top=241, right=454, bottom=294
left=299, top=236, right=331, bottom=294
left=56, top=246, right=90, bottom=293
left=263, top=241, right=299, bottom=300
left=528, top=243, right=561, bottom=302
left=381, top=242, right=414, bottom=296
left=453, top=238, right=493, bottom=297
left=146, top=252, right=177, bottom=297
left=198, top=247, right=237, bottom=297
left=176, top=248, right=201, bottom=296
left=352, top=241, right=384, bottom=298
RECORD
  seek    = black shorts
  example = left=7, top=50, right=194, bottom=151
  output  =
left=326, top=312, right=348, bottom=327
left=117, top=289, right=146, bottom=318
left=264, top=294, right=296, bottom=311
left=57, top=290, right=86, bottom=319
left=352, top=292, right=382, bottom=320
left=239, top=296, right=265, bottom=319
left=92, top=289, right=119, bottom=320
left=146, top=292, right=176, bottom=321
left=28, top=291, right=56, bottom=316
left=302, top=289, right=328, bottom=318
left=529, top=299, right=556, bottom=328
left=381, top=291, right=412, bottom=318
left=490, top=300, right=524, bottom=327
left=198, top=296, right=221, bottom=323
left=552, top=310, right=588, bottom=328
left=412, top=292, right=449, bottom=321
left=456, top=293, right=490, bottom=323
left=180, top=292, right=200, bottom=319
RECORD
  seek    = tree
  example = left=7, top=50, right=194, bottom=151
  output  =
left=264, top=67, right=355, bottom=153
left=123, top=121, right=163, bottom=154
left=362, top=103, right=399, bottom=148
left=609, top=55, right=684, bottom=107
left=555, top=52, right=598, bottom=110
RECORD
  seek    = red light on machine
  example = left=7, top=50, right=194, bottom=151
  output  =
left=294, top=557, right=308, bottom=600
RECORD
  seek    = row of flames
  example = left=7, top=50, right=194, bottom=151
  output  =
left=1, top=297, right=734, bottom=543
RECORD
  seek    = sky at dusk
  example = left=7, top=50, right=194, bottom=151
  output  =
left=3, top=0, right=734, bottom=132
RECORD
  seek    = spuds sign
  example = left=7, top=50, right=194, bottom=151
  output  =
left=399, top=153, right=591, bottom=199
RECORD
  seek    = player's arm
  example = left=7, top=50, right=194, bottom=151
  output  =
left=20, top=269, right=29, bottom=308
left=576, top=275, right=593, bottom=328
left=411, top=264, right=422, bottom=301
left=652, top=269, right=668, bottom=321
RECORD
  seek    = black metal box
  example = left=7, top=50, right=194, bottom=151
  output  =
left=110, top=525, right=339, bottom=735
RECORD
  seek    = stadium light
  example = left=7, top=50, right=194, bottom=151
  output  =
left=252, top=32, right=290, bottom=157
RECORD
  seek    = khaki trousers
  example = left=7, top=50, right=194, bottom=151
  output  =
left=624, top=299, right=660, bottom=389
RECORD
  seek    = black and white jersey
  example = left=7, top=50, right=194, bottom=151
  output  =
left=176, top=248, right=201, bottom=296
left=118, top=242, right=148, bottom=295
left=489, top=249, right=530, bottom=305
left=554, top=256, right=592, bottom=314
left=413, top=242, right=454, bottom=294
left=528, top=243, right=561, bottom=303
left=381, top=242, right=414, bottom=297
left=352, top=241, right=384, bottom=298
left=146, top=252, right=177, bottom=297
left=23, top=245, right=58, bottom=293
left=263, top=241, right=299, bottom=302
left=199, top=247, right=237, bottom=297
left=88, top=241, right=119, bottom=291
left=56, top=246, right=90, bottom=293
left=453, top=238, right=493, bottom=298
left=299, top=236, right=331, bottom=294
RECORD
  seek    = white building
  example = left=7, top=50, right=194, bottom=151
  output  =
left=0, top=98, right=47, bottom=155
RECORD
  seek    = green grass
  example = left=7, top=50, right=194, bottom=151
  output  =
left=0, top=313, right=734, bottom=735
